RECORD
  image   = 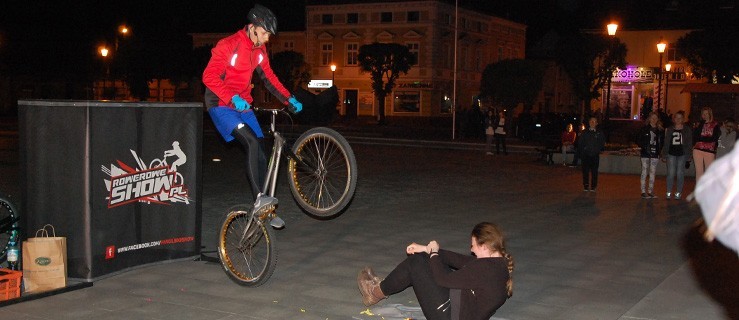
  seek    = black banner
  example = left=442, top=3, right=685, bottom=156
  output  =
left=19, top=100, right=202, bottom=281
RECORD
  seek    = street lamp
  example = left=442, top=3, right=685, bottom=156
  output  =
left=656, top=40, right=667, bottom=112
left=116, top=25, right=129, bottom=51
left=604, top=23, right=618, bottom=124
left=664, top=63, right=671, bottom=113
left=330, top=64, right=336, bottom=86
left=99, top=46, right=109, bottom=75
left=100, top=46, right=110, bottom=99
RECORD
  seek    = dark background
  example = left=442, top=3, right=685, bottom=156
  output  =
left=1, top=0, right=735, bottom=79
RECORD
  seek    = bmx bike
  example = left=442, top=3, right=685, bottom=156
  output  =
left=218, top=107, right=357, bottom=287
left=0, top=192, right=20, bottom=266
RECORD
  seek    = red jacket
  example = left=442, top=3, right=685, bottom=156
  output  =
left=202, top=29, right=291, bottom=108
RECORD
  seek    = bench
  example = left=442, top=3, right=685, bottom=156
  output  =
left=535, top=135, right=561, bottom=165
left=536, top=147, right=557, bottom=164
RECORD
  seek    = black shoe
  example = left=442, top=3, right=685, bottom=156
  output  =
left=589, top=188, right=596, bottom=192
left=641, top=193, right=649, bottom=198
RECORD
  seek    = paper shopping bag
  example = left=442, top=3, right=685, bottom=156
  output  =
left=22, top=224, right=67, bottom=293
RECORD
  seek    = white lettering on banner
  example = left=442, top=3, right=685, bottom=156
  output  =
left=102, top=141, right=191, bottom=208
left=114, top=236, right=195, bottom=254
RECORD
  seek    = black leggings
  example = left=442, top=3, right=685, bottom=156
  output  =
left=232, top=125, right=267, bottom=201
left=380, top=254, right=451, bottom=320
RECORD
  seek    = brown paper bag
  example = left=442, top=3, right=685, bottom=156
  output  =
left=22, top=224, right=67, bottom=293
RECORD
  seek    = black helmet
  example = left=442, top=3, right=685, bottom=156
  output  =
left=248, top=4, right=278, bottom=34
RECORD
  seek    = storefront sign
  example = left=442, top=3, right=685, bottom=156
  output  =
left=308, top=80, right=333, bottom=88
left=398, top=82, right=433, bottom=89
left=612, top=67, right=654, bottom=83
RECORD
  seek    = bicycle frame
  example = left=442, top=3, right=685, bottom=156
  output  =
left=261, top=109, right=314, bottom=200
left=262, top=110, right=285, bottom=198
left=238, top=109, right=306, bottom=238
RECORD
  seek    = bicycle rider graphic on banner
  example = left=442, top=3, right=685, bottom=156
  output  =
left=102, top=141, right=191, bottom=208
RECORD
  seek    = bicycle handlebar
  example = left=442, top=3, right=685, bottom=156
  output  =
left=253, top=103, right=299, bottom=114
left=252, top=106, right=295, bottom=128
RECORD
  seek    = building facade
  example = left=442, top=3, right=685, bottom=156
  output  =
left=191, top=1, right=526, bottom=120
left=594, top=29, right=700, bottom=120
left=303, top=1, right=526, bottom=118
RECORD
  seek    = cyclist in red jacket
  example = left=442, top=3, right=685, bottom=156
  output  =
left=203, top=4, right=303, bottom=212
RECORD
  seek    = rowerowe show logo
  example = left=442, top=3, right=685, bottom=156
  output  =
left=102, top=141, right=190, bottom=208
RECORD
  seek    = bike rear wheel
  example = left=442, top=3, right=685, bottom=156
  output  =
left=0, top=195, right=20, bottom=263
left=218, top=204, right=277, bottom=287
left=288, top=127, right=357, bottom=219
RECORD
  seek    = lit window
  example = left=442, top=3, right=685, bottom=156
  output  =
left=393, top=91, right=420, bottom=113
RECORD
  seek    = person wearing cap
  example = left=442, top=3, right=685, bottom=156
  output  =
left=203, top=4, right=303, bottom=205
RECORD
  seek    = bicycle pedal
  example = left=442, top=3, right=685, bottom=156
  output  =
left=270, top=216, right=285, bottom=229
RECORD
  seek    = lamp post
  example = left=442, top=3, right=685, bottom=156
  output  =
left=115, top=24, right=129, bottom=51
left=664, top=63, right=671, bottom=113
left=100, top=46, right=110, bottom=99
left=604, top=23, right=618, bottom=124
left=656, top=40, right=666, bottom=112
left=330, top=64, right=336, bottom=86
left=452, top=0, right=458, bottom=140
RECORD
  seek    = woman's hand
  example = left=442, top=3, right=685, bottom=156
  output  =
left=406, top=242, right=427, bottom=255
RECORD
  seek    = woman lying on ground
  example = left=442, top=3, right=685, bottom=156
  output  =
left=357, top=222, right=514, bottom=320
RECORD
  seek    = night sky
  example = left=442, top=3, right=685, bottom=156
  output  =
left=1, top=0, right=731, bottom=78
left=2, top=0, right=717, bottom=52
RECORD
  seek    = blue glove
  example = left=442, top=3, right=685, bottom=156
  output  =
left=288, top=96, right=303, bottom=113
left=231, top=95, right=250, bottom=112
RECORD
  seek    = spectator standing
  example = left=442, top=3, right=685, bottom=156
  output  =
left=568, top=123, right=586, bottom=167
left=662, top=111, right=693, bottom=200
left=692, top=107, right=721, bottom=182
left=484, top=109, right=496, bottom=156
left=716, top=118, right=736, bottom=159
left=578, top=117, right=606, bottom=192
left=637, top=112, right=664, bottom=198
left=494, top=110, right=508, bottom=155
left=561, top=123, right=577, bottom=166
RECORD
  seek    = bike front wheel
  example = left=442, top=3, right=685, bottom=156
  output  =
left=288, top=127, right=357, bottom=219
left=0, top=195, right=20, bottom=263
left=218, top=204, right=277, bottom=287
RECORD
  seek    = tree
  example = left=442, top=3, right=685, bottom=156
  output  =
left=270, top=50, right=311, bottom=92
left=677, top=26, right=739, bottom=84
left=554, top=32, right=627, bottom=117
left=479, top=59, right=546, bottom=111
left=358, top=43, right=416, bottom=124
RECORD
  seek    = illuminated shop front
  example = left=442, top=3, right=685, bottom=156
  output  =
left=604, top=66, right=656, bottom=120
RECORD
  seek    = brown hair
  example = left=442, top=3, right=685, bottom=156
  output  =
left=701, top=106, right=714, bottom=122
left=472, top=222, right=514, bottom=297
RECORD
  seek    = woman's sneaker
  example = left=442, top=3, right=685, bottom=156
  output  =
left=674, top=193, right=682, bottom=200
left=666, top=192, right=672, bottom=200
left=641, top=192, right=649, bottom=199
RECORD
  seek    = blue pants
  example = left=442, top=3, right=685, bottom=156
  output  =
left=208, top=107, right=263, bottom=142
left=666, top=155, right=687, bottom=195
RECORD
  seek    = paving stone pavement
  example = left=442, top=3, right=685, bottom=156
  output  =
left=0, top=128, right=731, bottom=320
